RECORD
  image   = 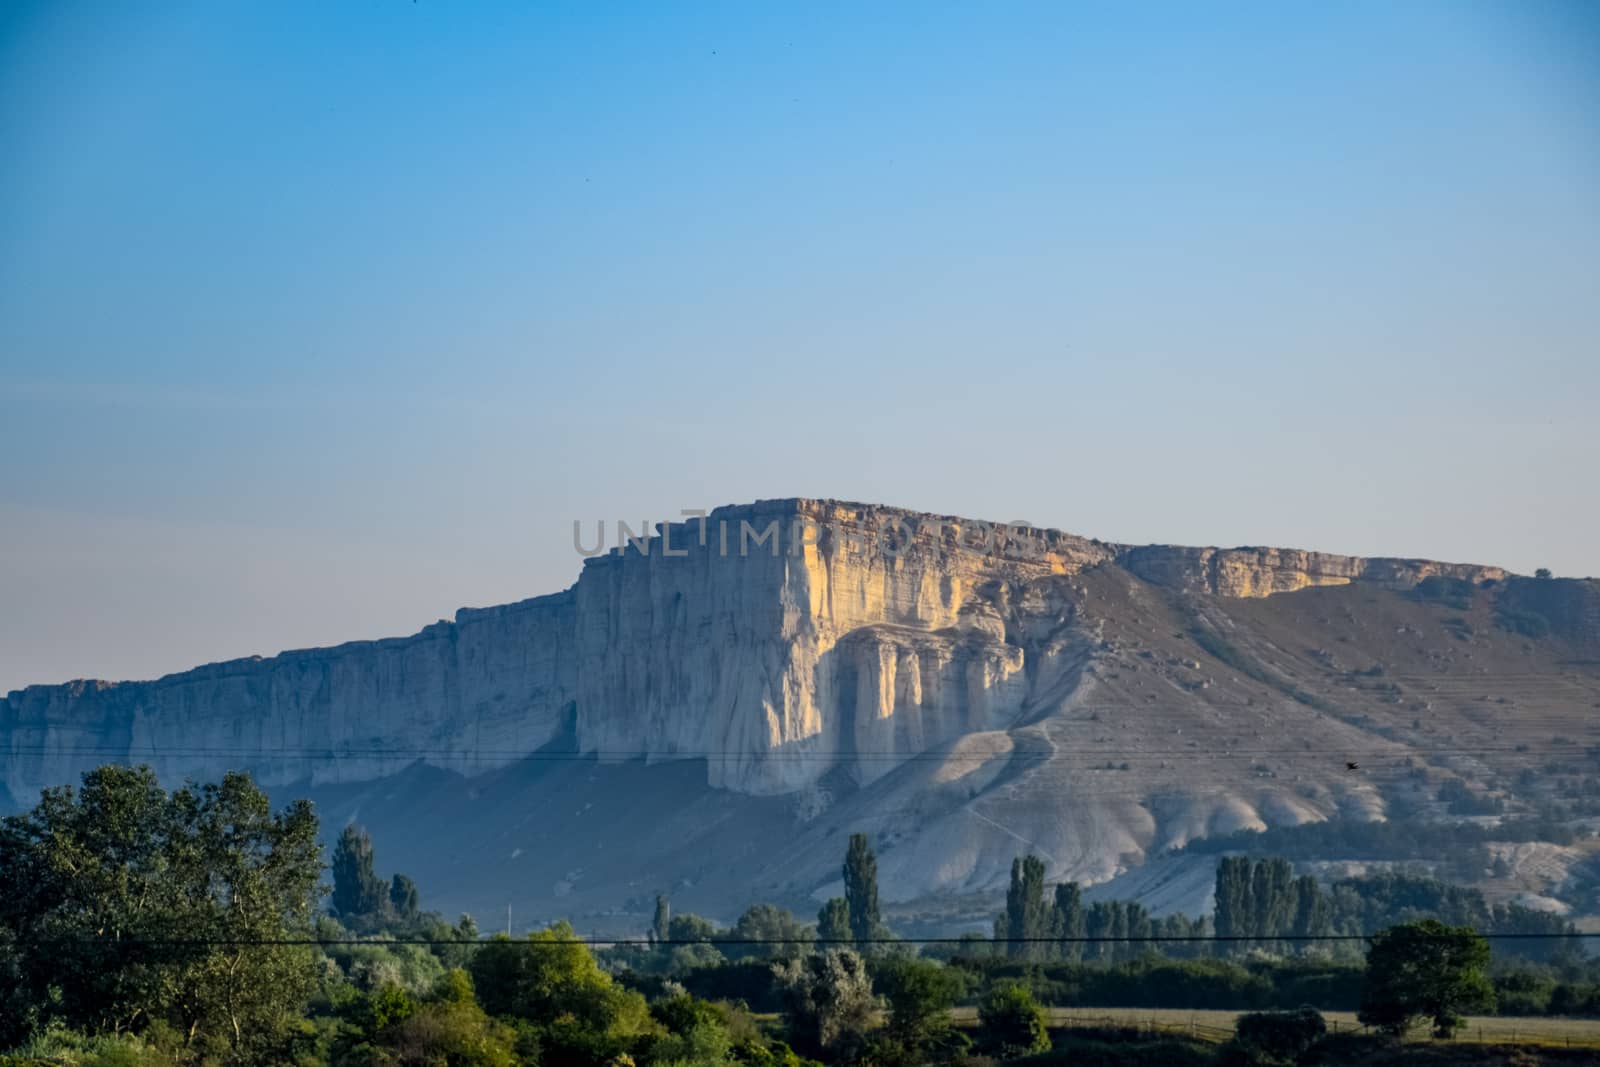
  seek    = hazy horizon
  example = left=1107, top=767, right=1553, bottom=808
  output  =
left=4, top=1, right=1598, bottom=693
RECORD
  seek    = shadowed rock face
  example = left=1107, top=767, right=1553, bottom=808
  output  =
left=0, top=498, right=1520, bottom=803
left=4, top=499, right=1595, bottom=922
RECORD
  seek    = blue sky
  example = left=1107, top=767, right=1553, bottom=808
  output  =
left=2, top=1, right=1597, bottom=691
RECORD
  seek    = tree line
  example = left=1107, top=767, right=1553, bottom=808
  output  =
left=992, top=853, right=1580, bottom=966
left=3, top=764, right=1599, bottom=1067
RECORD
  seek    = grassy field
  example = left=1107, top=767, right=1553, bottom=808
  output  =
left=947, top=1006, right=1600, bottom=1048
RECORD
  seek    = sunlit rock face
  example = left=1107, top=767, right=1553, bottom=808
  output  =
left=1118, top=544, right=1506, bottom=598
left=569, top=500, right=1114, bottom=792
left=0, top=498, right=1514, bottom=803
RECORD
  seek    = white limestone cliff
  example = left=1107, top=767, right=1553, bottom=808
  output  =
left=0, top=498, right=1509, bottom=803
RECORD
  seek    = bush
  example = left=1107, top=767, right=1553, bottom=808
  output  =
left=1493, top=969, right=1556, bottom=1016
left=977, top=981, right=1049, bottom=1059
left=1224, top=1008, right=1326, bottom=1065
left=0, top=1032, right=178, bottom=1067
left=772, top=950, right=878, bottom=1060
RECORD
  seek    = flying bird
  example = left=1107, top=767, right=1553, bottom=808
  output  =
left=1346, top=761, right=1360, bottom=771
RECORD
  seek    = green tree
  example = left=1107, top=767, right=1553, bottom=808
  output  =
left=1253, top=859, right=1295, bottom=948
left=1003, top=855, right=1047, bottom=961
left=331, top=825, right=389, bottom=920
left=1051, top=882, right=1086, bottom=963
left=667, top=913, right=718, bottom=943
left=0, top=764, right=322, bottom=1058
left=771, top=948, right=878, bottom=1060
left=1085, top=901, right=1115, bottom=963
left=1290, top=874, right=1331, bottom=950
left=727, top=904, right=812, bottom=960
left=646, top=993, right=742, bottom=1067
left=817, top=897, right=851, bottom=944
left=1214, top=856, right=1252, bottom=945
left=1358, top=920, right=1494, bottom=1039
left=388, top=874, right=420, bottom=922
left=876, top=958, right=969, bottom=1063
left=337, top=969, right=516, bottom=1067
left=975, top=980, right=1049, bottom=1059
left=432, top=913, right=480, bottom=971
left=468, top=921, right=653, bottom=1065
left=843, top=833, right=881, bottom=948
left=1535, top=568, right=1553, bottom=580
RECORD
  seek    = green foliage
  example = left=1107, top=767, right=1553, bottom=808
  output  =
left=817, top=898, right=850, bottom=945
left=1050, top=883, right=1086, bottom=964
left=336, top=941, right=447, bottom=997
left=333, top=969, right=516, bottom=1067
left=771, top=950, right=878, bottom=1060
left=949, top=955, right=1368, bottom=1013
left=467, top=921, right=654, bottom=1066
left=878, top=958, right=964, bottom=1038
left=991, top=856, right=1186, bottom=968
left=1221, top=1008, right=1326, bottom=1066
left=867, top=958, right=971, bottom=1067
left=1359, top=920, right=1495, bottom=1038
left=1004, top=856, right=1048, bottom=961
left=668, top=914, right=718, bottom=944
left=843, top=834, right=882, bottom=949
left=0, top=764, right=323, bottom=1057
left=1492, top=967, right=1556, bottom=1016
left=1206, top=856, right=1578, bottom=964
left=386, top=876, right=419, bottom=922
left=669, top=959, right=787, bottom=1014
left=0, top=1030, right=182, bottom=1067
left=725, top=904, right=812, bottom=960
left=1084, top=900, right=1158, bottom=965
left=643, top=993, right=738, bottom=1067
left=331, top=827, right=388, bottom=922
left=10, top=764, right=1596, bottom=1066
left=668, top=944, right=728, bottom=973
left=976, top=980, right=1049, bottom=1059
left=1214, top=858, right=1297, bottom=953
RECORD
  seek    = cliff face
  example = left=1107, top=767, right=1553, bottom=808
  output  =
left=1116, top=544, right=1507, bottom=598
left=0, top=498, right=1516, bottom=803
left=0, top=591, right=579, bottom=803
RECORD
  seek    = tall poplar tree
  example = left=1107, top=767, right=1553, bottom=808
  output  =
left=1003, top=855, right=1047, bottom=960
left=842, top=833, right=881, bottom=946
left=331, top=824, right=387, bottom=919
left=1052, top=882, right=1086, bottom=963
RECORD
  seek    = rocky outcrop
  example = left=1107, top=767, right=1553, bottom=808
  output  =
left=0, top=591, right=578, bottom=804
left=0, top=498, right=1518, bottom=803
left=1116, top=544, right=1506, bottom=598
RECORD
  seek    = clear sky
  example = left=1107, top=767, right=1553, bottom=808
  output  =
left=2, top=1, right=1597, bottom=693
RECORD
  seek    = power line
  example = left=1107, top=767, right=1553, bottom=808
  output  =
left=9, top=932, right=1597, bottom=948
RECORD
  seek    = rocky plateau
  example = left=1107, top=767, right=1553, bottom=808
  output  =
left=4, top=499, right=1598, bottom=932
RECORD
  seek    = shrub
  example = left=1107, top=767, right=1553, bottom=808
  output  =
left=977, top=981, right=1049, bottom=1059
left=1224, top=1008, right=1326, bottom=1065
